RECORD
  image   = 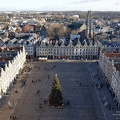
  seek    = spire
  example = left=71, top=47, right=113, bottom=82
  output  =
left=55, top=40, right=58, bottom=46
left=83, top=39, right=87, bottom=46
left=69, top=39, right=73, bottom=46
left=70, top=39, right=72, bottom=43
left=61, top=41, right=65, bottom=47
left=41, top=40, right=46, bottom=47
left=77, top=39, right=81, bottom=46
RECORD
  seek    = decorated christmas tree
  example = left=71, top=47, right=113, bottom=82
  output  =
left=48, top=74, right=63, bottom=107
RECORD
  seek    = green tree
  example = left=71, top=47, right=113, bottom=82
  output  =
left=48, top=74, right=63, bottom=106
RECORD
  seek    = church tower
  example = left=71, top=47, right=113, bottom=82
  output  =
left=86, top=10, right=92, bottom=39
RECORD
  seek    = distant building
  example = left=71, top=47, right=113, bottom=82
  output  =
left=8, top=32, right=15, bottom=39
left=23, top=34, right=39, bottom=58
left=59, top=37, right=66, bottom=42
left=34, top=25, right=41, bottom=33
left=0, top=30, right=8, bottom=38
left=3, top=33, right=39, bottom=58
left=0, top=39, right=6, bottom=51
left=73, top=15, right=79, bottom=18
left=70, top=34, right=80, bottom=41
left=23, top=25, right=34, bottom=33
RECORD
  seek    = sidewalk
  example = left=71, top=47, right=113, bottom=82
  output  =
left=0, top=62, right=33, bottom=120
left=88, top=62, right=120, bottom=120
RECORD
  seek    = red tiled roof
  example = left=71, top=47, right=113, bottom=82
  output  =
left=9, top=46, right=23, bottom=51
left=24, top=25, right=34, bottom=29
left=0, top=57, right=13, bottom=62
left=104, top=53, right=120, bottom=57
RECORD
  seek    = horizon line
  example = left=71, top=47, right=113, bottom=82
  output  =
left=0, top=10, right=120, bottom=12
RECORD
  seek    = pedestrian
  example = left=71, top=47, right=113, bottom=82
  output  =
left=112, top=107, right=114, bottom=110
left=20, top=112, right=22, bottom=116
left=39, top=105, right=42, bottom=108
left=100, top=83, right=103, bottom=88
left=96, top=84, right=98, bottom=87
left=109, top=106, right=111, bottom=111
left=98, top=84, right=101, bottom=90
left=80, top=83, right=81, bottom=86
left=13, top=116, right=16, bottom=120
left=67, top=100, right=69, bottom=105
left=10, top=115, right=12, bottom=119
left=14, top=116, right=17, bottom=120
left=12, top=116, right=14, bottom=120
left=15, top=90, right=18, bottom=93
left=39, top=103, right=42, bottom=108
left=103, top=96, right=106, bottom=103
left=44, top=100, right=46, bottom=104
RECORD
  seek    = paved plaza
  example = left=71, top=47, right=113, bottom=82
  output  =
left=0, top=61, right=120, bottom=120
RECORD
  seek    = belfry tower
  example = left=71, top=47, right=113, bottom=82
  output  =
left=86, top=10, right=92, bottom=39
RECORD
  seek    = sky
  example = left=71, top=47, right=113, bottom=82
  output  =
left=0, top=0, right=120, bottom=11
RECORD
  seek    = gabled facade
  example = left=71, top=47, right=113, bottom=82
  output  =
left=99, top=50, right=120, bottom=107
left=23, top=35, right=39, bottom=58
left=36, top=38, right=98, bottom=59
left=0, top=46, right=26, bottom=98
left=23, top=41, right=34, bottom=58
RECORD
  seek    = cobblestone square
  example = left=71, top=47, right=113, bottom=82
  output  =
left=0, top=61, right=113, bottom=120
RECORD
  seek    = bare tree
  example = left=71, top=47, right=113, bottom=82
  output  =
left=46, top=23, right=69, bottom=38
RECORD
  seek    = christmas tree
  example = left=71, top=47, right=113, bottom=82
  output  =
left=48, top=74, right=63, bottom=107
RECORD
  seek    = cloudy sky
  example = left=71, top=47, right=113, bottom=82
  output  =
left=0, top=0, right=120, bottom=11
